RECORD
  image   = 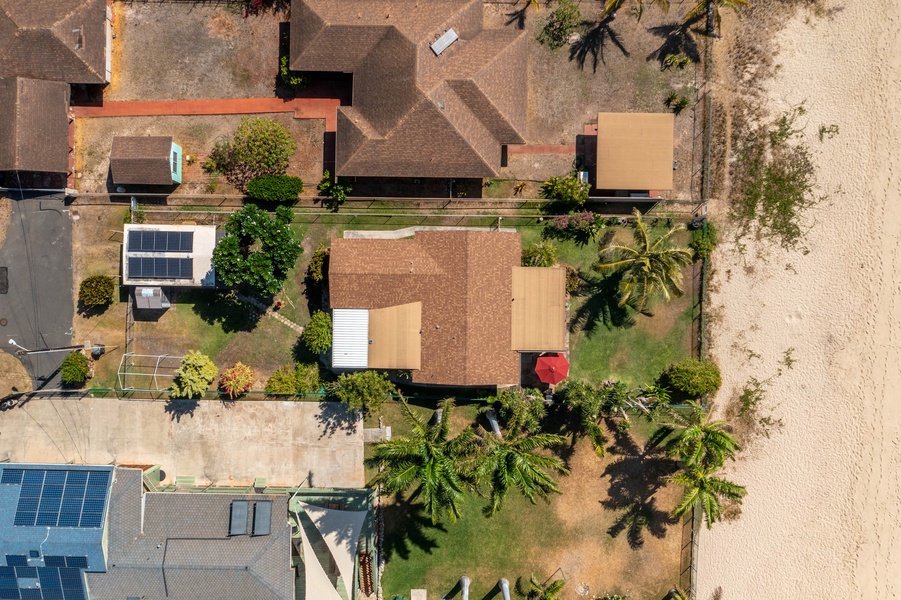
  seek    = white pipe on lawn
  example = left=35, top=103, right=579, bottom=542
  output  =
left=499, top=578, right=510, bottom=600
left=460, top=576, right=470, bottom=600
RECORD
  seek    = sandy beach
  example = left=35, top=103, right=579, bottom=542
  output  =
left=697, top=1, right=901, bottom=598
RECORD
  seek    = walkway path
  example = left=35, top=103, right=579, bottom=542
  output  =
left=72, top=97, right=341, bottom=132
left=234, top=292, right=304, bottom=334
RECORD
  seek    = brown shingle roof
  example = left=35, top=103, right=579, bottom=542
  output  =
left=0, top=77, right=70, bottom=172
left=329, top=230, right=523, bottom=386
left=110, top=136, right=175, bottom=185
left=291, top=0, right=526, bottom=178
left=0, top=0, right=108, bottom=84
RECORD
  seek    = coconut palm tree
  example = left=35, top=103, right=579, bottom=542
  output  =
left=685, top=0, right=750, bottom=32
left=367, top=398, right=477, bottom=523
left=475, top=425, right=569, bottom=516
left=658, top=400, right=740, bottom=469
left=601, top=0, right=670, bottom=20
left=669, top=466, right=746, bottom=527
left=593, top=208, right=693, bottom=313
left=525, top=574, right=566, bottom=600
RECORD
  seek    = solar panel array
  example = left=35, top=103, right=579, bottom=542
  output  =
left=1, top=558, right=87, bottom=600
left=0, top=469, right=110, bottom=529
left=127, top=257, right=193, bottom=280
left=127, top=230, right=193, bottom=253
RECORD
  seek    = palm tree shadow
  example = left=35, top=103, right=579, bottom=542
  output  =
left=601, top=423, right=678, bottom=549
left=380, top=492, right=447, bottom=561
left=569, top=15, right=629, bottom=73
left=570, top=271, right=636, bottom=336
left=646, top=16, right=704, bottom=68
left=505, top=5, right=528, bottom=29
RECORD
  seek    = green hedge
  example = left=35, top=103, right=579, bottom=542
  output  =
left=246, top=175, right=305, bottom=203
left=78, top=275, right=116, bottom=307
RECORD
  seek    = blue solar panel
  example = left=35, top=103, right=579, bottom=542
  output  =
left=13, top=568, right=35, bottom=579
left=11, top=469, right=109, bottom=529
left=19, top=590, right=40, bottom=600
left=62, top=558, right=86, bottom=570
left=4, top=557, right=26, bottom=568
left=38, top=568, right=61, bottom=586
left=0, top=589, right=19, bottom=600
left=0, top=469, right=23, bottom=484
left=42, top=590, right=64, bottom=600
left=0, top=569, right=13, bottom=578
left=0, top=580, right=14, bottom=590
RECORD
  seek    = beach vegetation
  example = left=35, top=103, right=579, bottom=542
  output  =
left=656, top=400, right=740, bottom=469
left=661, top=358, right=721, bottom=396
left=669, top=466, right=747, bottom=528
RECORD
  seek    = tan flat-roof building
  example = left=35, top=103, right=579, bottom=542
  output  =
left=329, top=230, right=566, bottom=386
left=595, top=112, right=674, bottom=191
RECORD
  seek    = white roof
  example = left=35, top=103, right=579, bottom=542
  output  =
left=332, top=309, right=369, bottom=369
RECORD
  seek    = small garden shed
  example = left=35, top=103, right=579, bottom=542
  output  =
left=110, top=135, right=182, bottom=185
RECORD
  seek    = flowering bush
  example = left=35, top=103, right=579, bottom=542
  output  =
left=220, top=362, right=255, bottom=399
left=544, top=212, right=606, bottom=244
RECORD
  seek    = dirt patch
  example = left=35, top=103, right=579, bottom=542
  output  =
left=0, top=352, right=32, bottom=396
left=636, top=265, right=694, bottom=340
left=0, top=196, right=11, bottom=247
left=550, top=434, right=682, bottom=598
left=106, top=4, right=280, bottom=101
left=75, top=114, right=324, bottom=194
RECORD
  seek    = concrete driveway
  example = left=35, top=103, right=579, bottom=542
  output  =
left=0, top=194, right=74, bottom=387
left=0, top=397, right=364, bottom=488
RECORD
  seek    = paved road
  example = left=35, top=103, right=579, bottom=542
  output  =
left=0, top=194, right=74, bottom=388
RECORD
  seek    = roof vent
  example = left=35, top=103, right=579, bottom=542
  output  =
left=430, top=29, right=458, bottom=56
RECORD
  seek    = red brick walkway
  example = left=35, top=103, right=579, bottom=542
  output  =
left=72, top=97, right=341, bottom=131
left=507, top=144, right=577, bottom=155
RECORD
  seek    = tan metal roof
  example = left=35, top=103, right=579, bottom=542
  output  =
left=368, top=303, right=422, bottom=370
left=511, top=267, right=566, bottom=351
left=595, top=112, right=674, bottom=191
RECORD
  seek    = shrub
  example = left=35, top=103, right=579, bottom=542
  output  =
left=219, top=362, right=255, bottom=399
left=540, top=175, right=590, bottom=206
left=522, top=240, right=558, bottom=267
left=565, top=266, right=582, bottom=294
left=279, top=55, right=307, bottom=90
left=663, top=359, right=722, bottom=397
left=246, top=175, right=304, bottom=203
left=60, top=351, right=90, bottom=387
left=212, top=204, right=302, bottom=295
left=205, top=118, right=297, bottom=190
left=301, top=310, right=332, bottom=354
left=170, top=351, right=218, bottom=399
left=327, top=371, right=397, bottom=414
left=489, top=388, right=546, bottom=434
left=123, top=205, right=145, bottom=224
left=537, top=0, right=581, bottom=49
left=307, top=244, right=330, bottom=283
left=265, top=365, right=299, bottom=394
left=78, top=275, right=116, bottom=307
left=294, top=362, right=321, bottom=393
left=317, top=170, right=352, bottom=211
left=689, top=221, right=719, bottom=260
left=543, top=211, right=606, bottom=244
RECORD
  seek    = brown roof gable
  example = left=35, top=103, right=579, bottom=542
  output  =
left=110, top=136, right=175, bottom=185
left=0, top=77, right=70, bottom=172
left=0, top=0, right=108, bottom=84
left=329, top=230, right=523, bottom=386
left=291, top=0, right=527, bottom=178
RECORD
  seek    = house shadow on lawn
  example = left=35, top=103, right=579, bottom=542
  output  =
left=601, top=422, right=678, bottom=549
left=381, top=492, right=447, bottom=562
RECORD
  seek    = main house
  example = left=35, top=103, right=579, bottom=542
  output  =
left=0, top=463, right=376, bottom=600
left=0, top=0, right=111, bottom=174
left=290, top=0, right=527, bottom=179
left=328, top=230, right=566, bottom=387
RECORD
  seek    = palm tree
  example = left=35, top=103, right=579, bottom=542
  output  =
left=669, top=466, right=746, bottom=528
left=658, top=400, right=740, bottom=469
left=601, top=0, right=669, bottom=20
left=475, top=426, right=569, bottom=516
left=685, top=0, right=750, bottom=32
left=525, top=574, right=566, bottom=600
left=593, top=208, right=693, bottom=313
left=367, top=398, right=477, bottom=523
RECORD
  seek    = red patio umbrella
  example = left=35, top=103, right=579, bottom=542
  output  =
left=535, top=352, right=569, bottom=385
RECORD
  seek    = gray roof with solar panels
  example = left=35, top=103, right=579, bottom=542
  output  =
left=122, top=224, right=218, bottom=288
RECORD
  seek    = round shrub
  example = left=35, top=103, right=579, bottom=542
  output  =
left=307, top=244, right=330, bottom=283
left=326, top=371, right=396, bottom=414
left=664, top=359, right=722, bottom=397
left=60, top=351, right=90, bottom=387
left=522, top=240, right=558, bottom=267
left=265, top=364, right=298, bottom=394
left=219, top=362, right=255, bottom=399
left=246, top=175, right=304, bottom=203
left=170, top=351, right=218, bottom=399
left=301, top=310, right=332, bottom=355
left=294, top=362, right=321, bottom=393
left=78, top=275, right=116, bottom=307
left=689, top=221, right=719, bottom=260
left=539, top=175, right=590, bottom=206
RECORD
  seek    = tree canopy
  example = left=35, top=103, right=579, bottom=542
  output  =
left=212, top=205, right=302, bottom=296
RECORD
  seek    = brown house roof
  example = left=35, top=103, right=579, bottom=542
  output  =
left=110, top=136, right=175, bottom=185
left=329, top=230, right=523, bottom=386
left=0, top=0, right=108, bottom=84
left=290, top=0, right=527, bottom=179
left=0, top=77, right=70, bottom=172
